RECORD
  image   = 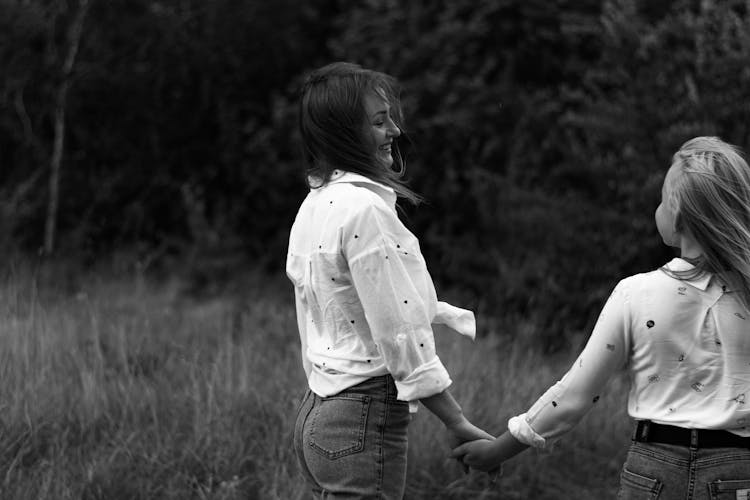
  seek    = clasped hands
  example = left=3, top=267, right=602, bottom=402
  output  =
left=445, top=418, right=504, bottom=475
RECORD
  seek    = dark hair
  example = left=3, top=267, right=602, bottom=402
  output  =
left=298, top=62, right=421, bottom=204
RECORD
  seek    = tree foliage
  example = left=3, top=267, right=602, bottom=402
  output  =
left=2, top=0, right=749, bottom=349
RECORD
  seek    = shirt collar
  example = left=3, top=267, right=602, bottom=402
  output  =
left=324, top=170, right=398, bottom=207
left=662, top=257, right=713, bottom=291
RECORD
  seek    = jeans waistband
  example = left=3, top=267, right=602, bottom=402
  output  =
left=632, top=420, right=750, bottom=448
left=335, top=375, right=401, bottom=402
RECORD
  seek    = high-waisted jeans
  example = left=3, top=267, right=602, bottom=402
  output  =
left=618, top=440, right=750, bottom=499
left=293, top=375, right=410, bottom=499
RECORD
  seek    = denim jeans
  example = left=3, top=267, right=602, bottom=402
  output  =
left=293, top=375, right=411, bottom=499
left=617, top=440, right=750, bottom=499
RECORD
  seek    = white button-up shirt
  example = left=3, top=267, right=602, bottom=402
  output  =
left=512, top=258, right=750, bottom=447
left=286, top=171, right=475, bottom=403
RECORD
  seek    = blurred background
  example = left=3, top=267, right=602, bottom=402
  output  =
left=3, top=0, right=750, bottom=498
left=3, top=0, right=750, bottom=349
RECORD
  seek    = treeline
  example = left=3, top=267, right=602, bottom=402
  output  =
left=2, top=0, right=750, bottom=350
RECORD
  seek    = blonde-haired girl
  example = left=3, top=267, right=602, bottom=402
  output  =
left=454, top=136, right=750, bottom=498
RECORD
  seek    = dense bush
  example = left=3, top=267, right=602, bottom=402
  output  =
left=2, top=0, right=749, bottom=349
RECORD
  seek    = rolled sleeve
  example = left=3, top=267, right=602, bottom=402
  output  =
left=393, top=356, right=452, bottom=401
left=508, top=413, right=546, bottom=448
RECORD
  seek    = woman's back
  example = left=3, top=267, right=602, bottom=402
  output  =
left=620, top=258, right=750, bottom=434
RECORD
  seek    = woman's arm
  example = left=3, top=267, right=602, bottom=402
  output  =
left=345, top=200, right=457, bottom=401
left=453, top=281, right=632, bottom=470
left=344, top=198, right=492, bottom=446
left=421, top=389, right=494, bottom=443
left=518, top=282, right=630, bottom=442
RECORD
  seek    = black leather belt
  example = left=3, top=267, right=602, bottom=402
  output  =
left=633, top=420, right=750, bottom=448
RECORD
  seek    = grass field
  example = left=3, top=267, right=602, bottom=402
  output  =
left=0, top=262, right=631, bottom=499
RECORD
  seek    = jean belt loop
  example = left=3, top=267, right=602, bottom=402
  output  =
left=690, top=429, right=699, bottom=448
left=386, top=375, right=396, bottom=400
left=637, top=420, right=651, bottom=442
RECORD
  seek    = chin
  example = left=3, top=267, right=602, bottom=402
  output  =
left=378, top=156, right=394, bottom=168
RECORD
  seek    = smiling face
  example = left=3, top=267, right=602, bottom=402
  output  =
left=362, top=90, right=401, bottom=168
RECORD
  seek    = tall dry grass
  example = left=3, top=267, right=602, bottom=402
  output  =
left=0, top=263, right=630, bottom=499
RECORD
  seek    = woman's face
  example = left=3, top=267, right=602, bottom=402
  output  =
left=362, top=90, right=401, bottom=168
left=655, top=164, right=680, bottom=247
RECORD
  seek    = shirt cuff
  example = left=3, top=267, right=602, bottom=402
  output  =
left=394, top=357, right=452, bottom=401
left=433, top=301, right=476, bottom=340
left=508, top=413, right=546, bottom=449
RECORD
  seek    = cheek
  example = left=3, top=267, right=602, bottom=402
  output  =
left=363, top=128, right=378, bottom=150
left=656, top=205, right=676, bottom=242
left=372, top=125, right=388, bottom=142
left=655, top=205, right=663, bottom=224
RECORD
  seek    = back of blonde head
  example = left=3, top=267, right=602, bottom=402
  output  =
left=668, top=136, right=750, bottom=310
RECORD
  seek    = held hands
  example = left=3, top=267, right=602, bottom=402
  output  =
left=452, top=431, right=529, bottom=474
left=444, top=417, right=497, bottom=475
left=418, top=390, right=501, bottom=476
left=450, top=438, right=500, bottom=472
left=445, top=417, right=494, bottom=448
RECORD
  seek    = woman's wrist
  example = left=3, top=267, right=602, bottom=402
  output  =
left=442, top=412, right=468, bottom=429
left=419, top=389, right=465, bottom=427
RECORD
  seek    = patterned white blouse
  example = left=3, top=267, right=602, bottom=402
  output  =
left=511, top=258, right=750, bottom=448
left=286, top=171, right=475, bottom=403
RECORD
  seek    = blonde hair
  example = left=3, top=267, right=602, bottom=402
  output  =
left=664, top=136, right=750, bottom=310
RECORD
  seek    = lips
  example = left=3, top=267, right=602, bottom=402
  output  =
left=376, top=144, right=394, bottom=166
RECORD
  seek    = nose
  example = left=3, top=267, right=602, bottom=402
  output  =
left=387, top=120, right=401, bottom=138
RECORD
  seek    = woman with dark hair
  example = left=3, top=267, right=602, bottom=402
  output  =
left=287, top=62, right=491, bottom=498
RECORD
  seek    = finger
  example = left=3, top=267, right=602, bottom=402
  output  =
left=449, top=443, right=468, bottom=458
